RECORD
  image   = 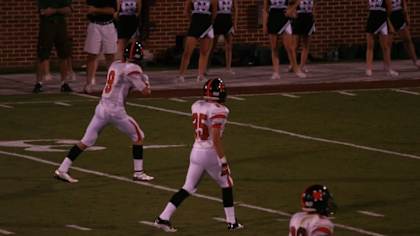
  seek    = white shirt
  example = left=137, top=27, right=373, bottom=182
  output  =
left=289, top=212, right=334, bottom=236
left=100, top=60, right=149, bottom=113
left=191, top=100, right=229, bottom=149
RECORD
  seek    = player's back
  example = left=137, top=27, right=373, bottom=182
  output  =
left=100, top=60, right=143, bottom=110
left=289, top=212, right=334, bottom=236
left=191, top=100, right=229, bottom=149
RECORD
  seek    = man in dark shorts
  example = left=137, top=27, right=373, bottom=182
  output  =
left=33, top=0, right=73, bottom=93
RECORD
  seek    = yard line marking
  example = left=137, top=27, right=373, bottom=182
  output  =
left=2, top=100, right=89, bottom=105
left=212, top=217, right=226, bottom=223
left=65, top=224, right=92, bottom=231
left=169, top=98, right=187, bottom=103
left=0, top=104, right=13, bottom=109
left=144, top=144, right=186, bottom=149
left=335, top=223, right=386, bottom=236
left=72, top=93, right=420, bottom=160
left=0, top=229, right=15, bottom=235
left=229, top=96, right=246, bottom=101
left=337, top=91, right=357, bottom=96
left=280, top=93, right=300, bottom=98
left=276, top=218, right=289, bottom=222
left=391, top=89, right=420, bottom=95
left=0, top=150, right=386, bottom=236
left=357, top=210, right=385, bottom=217
left=54, top=102, right=72, bottom=107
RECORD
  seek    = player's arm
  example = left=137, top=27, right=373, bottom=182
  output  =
left=402, top=0, right=410, bottom=24
left=127, top=71, right=151, bottom=95
left=212, top=126, right=230, bottom=176
left=211, top=0, right=218, bottom=22
left=385, top=0, right=393, bottom=15
left=184, top=0, right=191, bottom=19
left=40, top=5, right=72, bottom=16
left=114, top=0, right=121, bottom=19
left=262, top=0, right=268, bottom=34
left=136, top=0, right=142, bottom=17
left=233, top=0, right=239, bottom=31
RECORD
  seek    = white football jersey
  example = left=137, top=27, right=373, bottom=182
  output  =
left=289, top=212, right=334, bottom=236
left=100, top=60, right=149, bottom=111
left=191, top=100, right=229, bottom=149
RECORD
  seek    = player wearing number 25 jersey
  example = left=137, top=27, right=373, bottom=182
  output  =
left=54, top=41, right=154, bottom=183
left=154, top=78, right=243, bottom=232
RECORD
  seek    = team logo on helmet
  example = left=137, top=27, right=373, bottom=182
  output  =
left=202, top=78, right=227, bottom=103
left=301, top=184, right=337, bottom=216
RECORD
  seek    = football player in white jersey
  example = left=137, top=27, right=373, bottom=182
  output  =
left=54, top=41, right=154, bottom=183
left=154, top=78, right=243, bottom=232
left=289, top=185, right=336, bottom=236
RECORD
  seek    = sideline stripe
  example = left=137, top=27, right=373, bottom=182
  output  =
left=0, top=150, right=386, bottom=236
left=280, top=93, right=300, bottom=98
left=65, top=224, right=92, bottom=231
left=357, top=211, right=385, bottom=217
left=337, top=91, right=357, bottom=96
left=0, top=229, right=15, bottom=235
left=72, top=93, right=420, bottom=161
left=54, top=102, right=72, bottom=107
left=169, top=98, right=187, bottom=103
left=229, top=96, right=246, bottom=101
left=391, top=89, right=420, bottom=95
left=0, top=104, right=13, bottom=109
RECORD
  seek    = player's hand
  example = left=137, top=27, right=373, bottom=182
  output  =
left=221, top=163, right=230, bottom=176
left=141, top=74, right=150, bottom=87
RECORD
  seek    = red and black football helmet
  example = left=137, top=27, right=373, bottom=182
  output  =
left=123, top=40, right=144, bottom=65
left=301, top=184, right=337, bottom=216
left=202, top=78, right=227, bottom=103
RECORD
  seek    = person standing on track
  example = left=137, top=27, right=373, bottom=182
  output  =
left=54, top=41, right=154, bottom=183
left=389, top=0, right=420, bottom=69
left=365, top=0, right=399, bottom=77
left=154, top=78, right=243, bottom=232
left=263, top=0, right=306, bottom=80
left=176, top=0, right=217, bottom=83
left=208, top=0, right=238, bottom=75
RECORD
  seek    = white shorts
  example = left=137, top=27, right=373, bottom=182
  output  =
left=84, top=22, right=118, bottom=55
left=81, top=103, right=144, bottom=147
left=182, top=147, right=233, bottom=193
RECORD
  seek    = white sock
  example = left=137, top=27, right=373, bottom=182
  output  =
left=134, top=159, right=144, bottom=172
left=58, top=157, right=72, bottom=172
left=159, top=202, right=177, bottom=221
left=224, top=207, right=236, bottom=224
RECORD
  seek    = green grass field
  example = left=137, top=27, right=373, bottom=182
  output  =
left=1, top=89, right=420, bottom=236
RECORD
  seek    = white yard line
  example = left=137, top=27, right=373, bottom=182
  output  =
left=0, top=229, right=15, bottom=235
left=0, top=104, right=13, bottom=109
left=0, top=150, right=387, bottom=236
left=169, top=98, right=187, bottom=103
left=357, top=211, right=385, bottom=217
left=54, top=102, right=72, bottom=107
left=212, top=217, right=226, bottom=223
left=65, top=224, right=92, bottom=231
left=391, top=89, right=420, bottom=96
left=337, top=91, right=357, bottom=96
left=228, top=96, right=246, bottom=101
left=71, top=93, right=420, bottom=161
left=2, top=100, right=89, bottom=105
left=280, top=93, right=300, bottom=98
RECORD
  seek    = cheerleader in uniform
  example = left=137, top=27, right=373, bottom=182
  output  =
left=365, top=0, right=398, bottom=77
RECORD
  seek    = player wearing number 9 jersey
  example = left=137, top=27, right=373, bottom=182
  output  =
left=54, top=41, right=154, bottom=183
left=154, top=78, right=243, bottom=232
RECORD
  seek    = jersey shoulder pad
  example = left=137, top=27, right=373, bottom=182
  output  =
left=125, top=63, right=143, bottom=77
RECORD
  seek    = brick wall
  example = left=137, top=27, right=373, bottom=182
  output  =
left=1, top=0, right=419, bottom=70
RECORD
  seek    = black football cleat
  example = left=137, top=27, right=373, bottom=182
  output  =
left=154, top=217, right=177, bottom=232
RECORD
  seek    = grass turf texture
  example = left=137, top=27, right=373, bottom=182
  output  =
left=0, top=90, right=419, bottom=235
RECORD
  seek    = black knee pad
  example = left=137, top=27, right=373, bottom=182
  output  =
left=170, top=188, right=190, bottom=207
left=222, top=187, right=234, bottom=207
left=132, top=145, right=143, bottom=160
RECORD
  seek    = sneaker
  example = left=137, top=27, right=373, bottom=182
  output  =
left=271, top=72, right=280, bottom=80
left=83, top=84, right=93, bottom=94
left=295, top=71, right=307, bottom=78
left=175, top=76, right=185, bottom=84
left=60, top=83, right=73, bottom=92
left=227, top=220, right=244, bottom=231
left=43, top=73, right=53, bottom=81
left=196, top=75, right=206, bottom=83
left=387, top=69, right=399, bottom=77
left=54, top=169, right=79, bottom=183
left=32, top=83, right=43, bottom=93
left=366, top=69, right=373, bottom=77
left=154, top=217, right=177, bottom=232
left=133, top=171, right=154, bottom=181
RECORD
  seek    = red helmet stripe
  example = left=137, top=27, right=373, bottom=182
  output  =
left=206, top=78, right=214, bottom=97
left=129, top=42, right=136, bottom=60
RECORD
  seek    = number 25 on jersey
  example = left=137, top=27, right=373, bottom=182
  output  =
left=192, top=113, right=209, bottom=140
